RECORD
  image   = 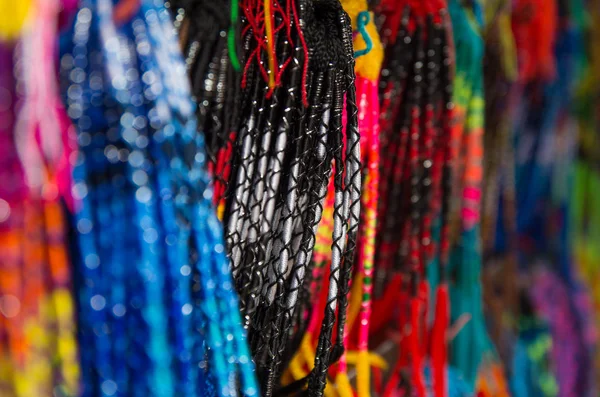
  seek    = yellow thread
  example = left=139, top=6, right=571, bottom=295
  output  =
left=264, top=0, right=276, bottom=89
left=356, top=350, right=371, bottom=397
left=324, top=379, right=337, bottom=397
left=344, top=351, right=388, bottom=369
left=54, top=289, right=80, bottom=393
left=286, top=333, right=312, bottom=383
left=286, top=333, right=337, bottom=397
left=0, top=0, right=32, bottom=41
left=334, top=372, right=353, bottom=397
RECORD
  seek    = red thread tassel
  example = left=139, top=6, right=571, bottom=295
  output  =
left=410, top=296, right=426, bottom=397
left=418, top=280, right=430, bottom=357
left=431, top=284, right=449, bottom=397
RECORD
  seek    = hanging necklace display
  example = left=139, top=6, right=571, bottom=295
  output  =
left=508, top=1, right=588, bottom=395
left=198, top=0, right=362, bottom=395
left=479, top=0, right=519, bottom=374
left=320, top=1, right=384, bottom=396
left=444, top=0, right=492, bottom=391
left=60, top=0, right=257, bottom=395
left=0, top=39, right=19, bottom=397
left=0, top=0, right=79, bottom=395
left=280, top=1, right=384, bottom=395
left=573, top=0, right=600, bottom=384
left=368, top=1, right=455, bottom=396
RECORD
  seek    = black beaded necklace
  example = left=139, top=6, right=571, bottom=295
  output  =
left=177, top=0, right=362, bottom=395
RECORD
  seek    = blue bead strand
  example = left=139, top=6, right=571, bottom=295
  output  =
left=136, top=2, right=258, bottom=395
left=61, top=6, right=114, bottom=395
left=60, top=0, right=258, bottom=395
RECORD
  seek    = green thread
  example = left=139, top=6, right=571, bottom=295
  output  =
left=228, top=0, right=241, bottom=72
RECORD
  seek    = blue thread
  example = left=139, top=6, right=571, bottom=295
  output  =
left=354, top=11, right=373, bottom=58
